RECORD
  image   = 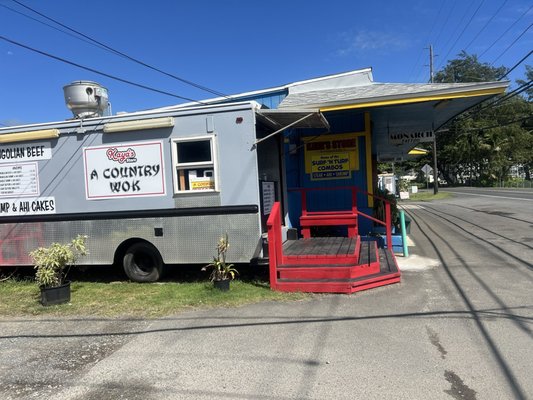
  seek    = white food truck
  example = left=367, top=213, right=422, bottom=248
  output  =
left=0, top=81, right=290, bottom=281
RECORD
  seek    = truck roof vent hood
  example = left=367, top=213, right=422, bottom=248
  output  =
left=63, top=81, right=109, bottom=119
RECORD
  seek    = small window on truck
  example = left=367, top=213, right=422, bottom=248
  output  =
left=172, top=136, right=217, bottom=193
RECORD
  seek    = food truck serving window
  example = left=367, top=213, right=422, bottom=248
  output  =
left=171, top=135, right=217, bottom=193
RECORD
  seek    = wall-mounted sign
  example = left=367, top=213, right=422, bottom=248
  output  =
left=310, top=153, right=351, bottom=180
left=261, top=181, right=276, bottom=215
left=388, top=130, right=434, bottom=145
left=0, top=196, right=55, bottom=216
left=304, top=133, right=359, bottom=181
left=0, top=143, right=52, bottom=164
left=84, top=141, right=166, bottom=199
left=0, top=162, right=39, bottom=198
left=188, top=170, right=215, bottom=190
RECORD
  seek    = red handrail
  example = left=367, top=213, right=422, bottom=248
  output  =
left=266, top=202, right=282, bottom=289
left=288, top=186, right=393, bottom=251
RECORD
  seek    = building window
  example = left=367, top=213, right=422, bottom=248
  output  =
left=171, top=136, right=217, bottom=193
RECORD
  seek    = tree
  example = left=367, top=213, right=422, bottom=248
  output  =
left=516, top=65, right=533, bottom=102
left=434, top=51, right=506, bottom=83
left=431, top=52, right=532, bottom=185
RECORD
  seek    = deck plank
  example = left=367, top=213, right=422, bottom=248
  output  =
left=283, top=237, right=359, bottom=257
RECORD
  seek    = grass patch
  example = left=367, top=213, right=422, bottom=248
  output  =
left=0, top=274, right=310, bottom=318
left=405, top=191, right=453, bottom=202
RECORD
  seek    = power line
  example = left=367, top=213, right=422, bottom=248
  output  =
left=436, top=0, right=485, bottom=71
left=407, top=2, right=445, bottom=82
left=462, top=79, right=532, bottom=118
left=467, top=115, right=532, bottom=131
left=0, top=3, right=111, bottom=53
left=479, top=3, right=533, bottom=58
left=413, top=2, right=458, bottom=82
left=0, top=35, right=206, bottom=104
left=491, top=22, right=533, bottom=64
left=463, top=0, right=508, bottom=53
left=498, top=50, right=533, bottom=80
left=9, top=0, right=229, bottom=99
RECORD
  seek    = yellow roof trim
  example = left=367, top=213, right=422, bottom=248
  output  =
left=408, top=148, right=429, bottom=155
left=319, top=86, right=506, bottom=112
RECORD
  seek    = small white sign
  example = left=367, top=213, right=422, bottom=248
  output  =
left=84, top=141, right=166, bottom=200
left=0, top=196, right=56, bottom=216
left=0, top=162, right=39, bottom=198
left=261, top=181, right=275, bottom=215
left=0, top=143, right=52, bottom=164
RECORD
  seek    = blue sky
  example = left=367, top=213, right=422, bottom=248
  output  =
left=1, top=0, right=532, bottom=125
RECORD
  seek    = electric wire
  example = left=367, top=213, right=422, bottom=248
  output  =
left=0, top=3, right=110, bottom=53
left=0, top=35, right=206, bottom=104
left=498, top=50, right=533, bottom=80
left=455, top=79, right=532, bottom=122
left=491, top=21, right=533, bottom=64
left=463, top=0, right=508, bottom=53
left=471, top=115, right=532, bottom=131
left=9, top=0, right=229, bottom=98
left=417, top=1, right=458, bottom=82
left=479, top=3, right=533, bottom=58
left=407, top=1, right=445, bottom=82
left=436, top=0, right=485, bottom=71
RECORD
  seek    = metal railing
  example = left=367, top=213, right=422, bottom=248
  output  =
left=288, top=186, right=393, bottom=252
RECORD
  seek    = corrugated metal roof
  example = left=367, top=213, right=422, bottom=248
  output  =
left=278, top=81, right=508, bottom=109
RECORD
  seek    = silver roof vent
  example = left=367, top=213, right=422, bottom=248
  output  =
left=63, top=80, right=109, bottom=119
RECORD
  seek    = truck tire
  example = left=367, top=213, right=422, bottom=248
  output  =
left=123, top=242, right=163, bottom=282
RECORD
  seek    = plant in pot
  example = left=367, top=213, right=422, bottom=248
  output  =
left=373, top=188, right=400, bottom=232
left=202, top=233, right=238, bottom=291
left=30, top=235, right=88, bottom=306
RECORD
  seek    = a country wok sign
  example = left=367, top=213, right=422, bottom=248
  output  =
left=83, top=141, right=166, bottom=199
left=389, top=130, right=434, bottom=145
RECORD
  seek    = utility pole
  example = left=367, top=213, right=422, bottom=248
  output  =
left=429, top=45, right=439, bottom=195
left=429, top=44, right=434, bottom=84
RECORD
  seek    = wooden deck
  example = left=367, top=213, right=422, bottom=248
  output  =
left=267, top=202, right=401, bottom=294
left=283, top=237, right=356, bottom=257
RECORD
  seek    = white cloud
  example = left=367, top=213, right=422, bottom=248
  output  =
left=336, top=29, right=410, bottom=56
left=7, top=51, right=13, bottom=56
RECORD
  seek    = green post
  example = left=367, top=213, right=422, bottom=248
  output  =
left=400, top=210, right=409, bottom=257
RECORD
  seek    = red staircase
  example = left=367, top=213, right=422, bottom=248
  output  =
left=267, top=188, right=401, bottom=294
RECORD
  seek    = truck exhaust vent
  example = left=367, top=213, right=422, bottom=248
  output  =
left=63, top=81, right=109, bottom=119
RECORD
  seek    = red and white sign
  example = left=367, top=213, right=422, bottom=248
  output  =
left=83, top=141, right=166, bottom=199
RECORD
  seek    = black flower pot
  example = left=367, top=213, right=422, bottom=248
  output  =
left=213, top=279, right=230, bottom=291
left=40, top=281, right=71, bottom=306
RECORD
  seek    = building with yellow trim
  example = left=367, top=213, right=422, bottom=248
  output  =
left=165, top=67, right=507, bottom=233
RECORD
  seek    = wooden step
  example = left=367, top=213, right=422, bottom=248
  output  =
left=274, top=248, right=400, bottom=294
left=282, top=236, right=360, bottom=265
left=276, top=241, right=380, bottom=280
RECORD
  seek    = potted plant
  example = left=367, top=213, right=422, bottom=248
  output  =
left=398, top=179, right=410, bottom=200
left=202, top=233, right=238, bottom=291
left=30, top=235, right=88, bottom=306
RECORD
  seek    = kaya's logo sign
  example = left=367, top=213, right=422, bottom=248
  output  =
left=106, top=147, right=137, bottom=164
left=84, top=141, right=166, bottom=199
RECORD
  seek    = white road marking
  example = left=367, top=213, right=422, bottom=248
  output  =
left=445, top=190, right=533, bottom=201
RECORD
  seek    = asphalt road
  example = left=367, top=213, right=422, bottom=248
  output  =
left=442, top=186, right=533, bottom=201
left=1, top=188, right=532, bottom=399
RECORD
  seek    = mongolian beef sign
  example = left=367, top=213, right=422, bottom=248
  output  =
left=83, top=141, right=166, bottom=199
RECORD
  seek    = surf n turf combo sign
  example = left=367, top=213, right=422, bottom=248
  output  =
left=303, top=133, right=359, bottom=181
left=84, top=141, right=166, bottom=199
